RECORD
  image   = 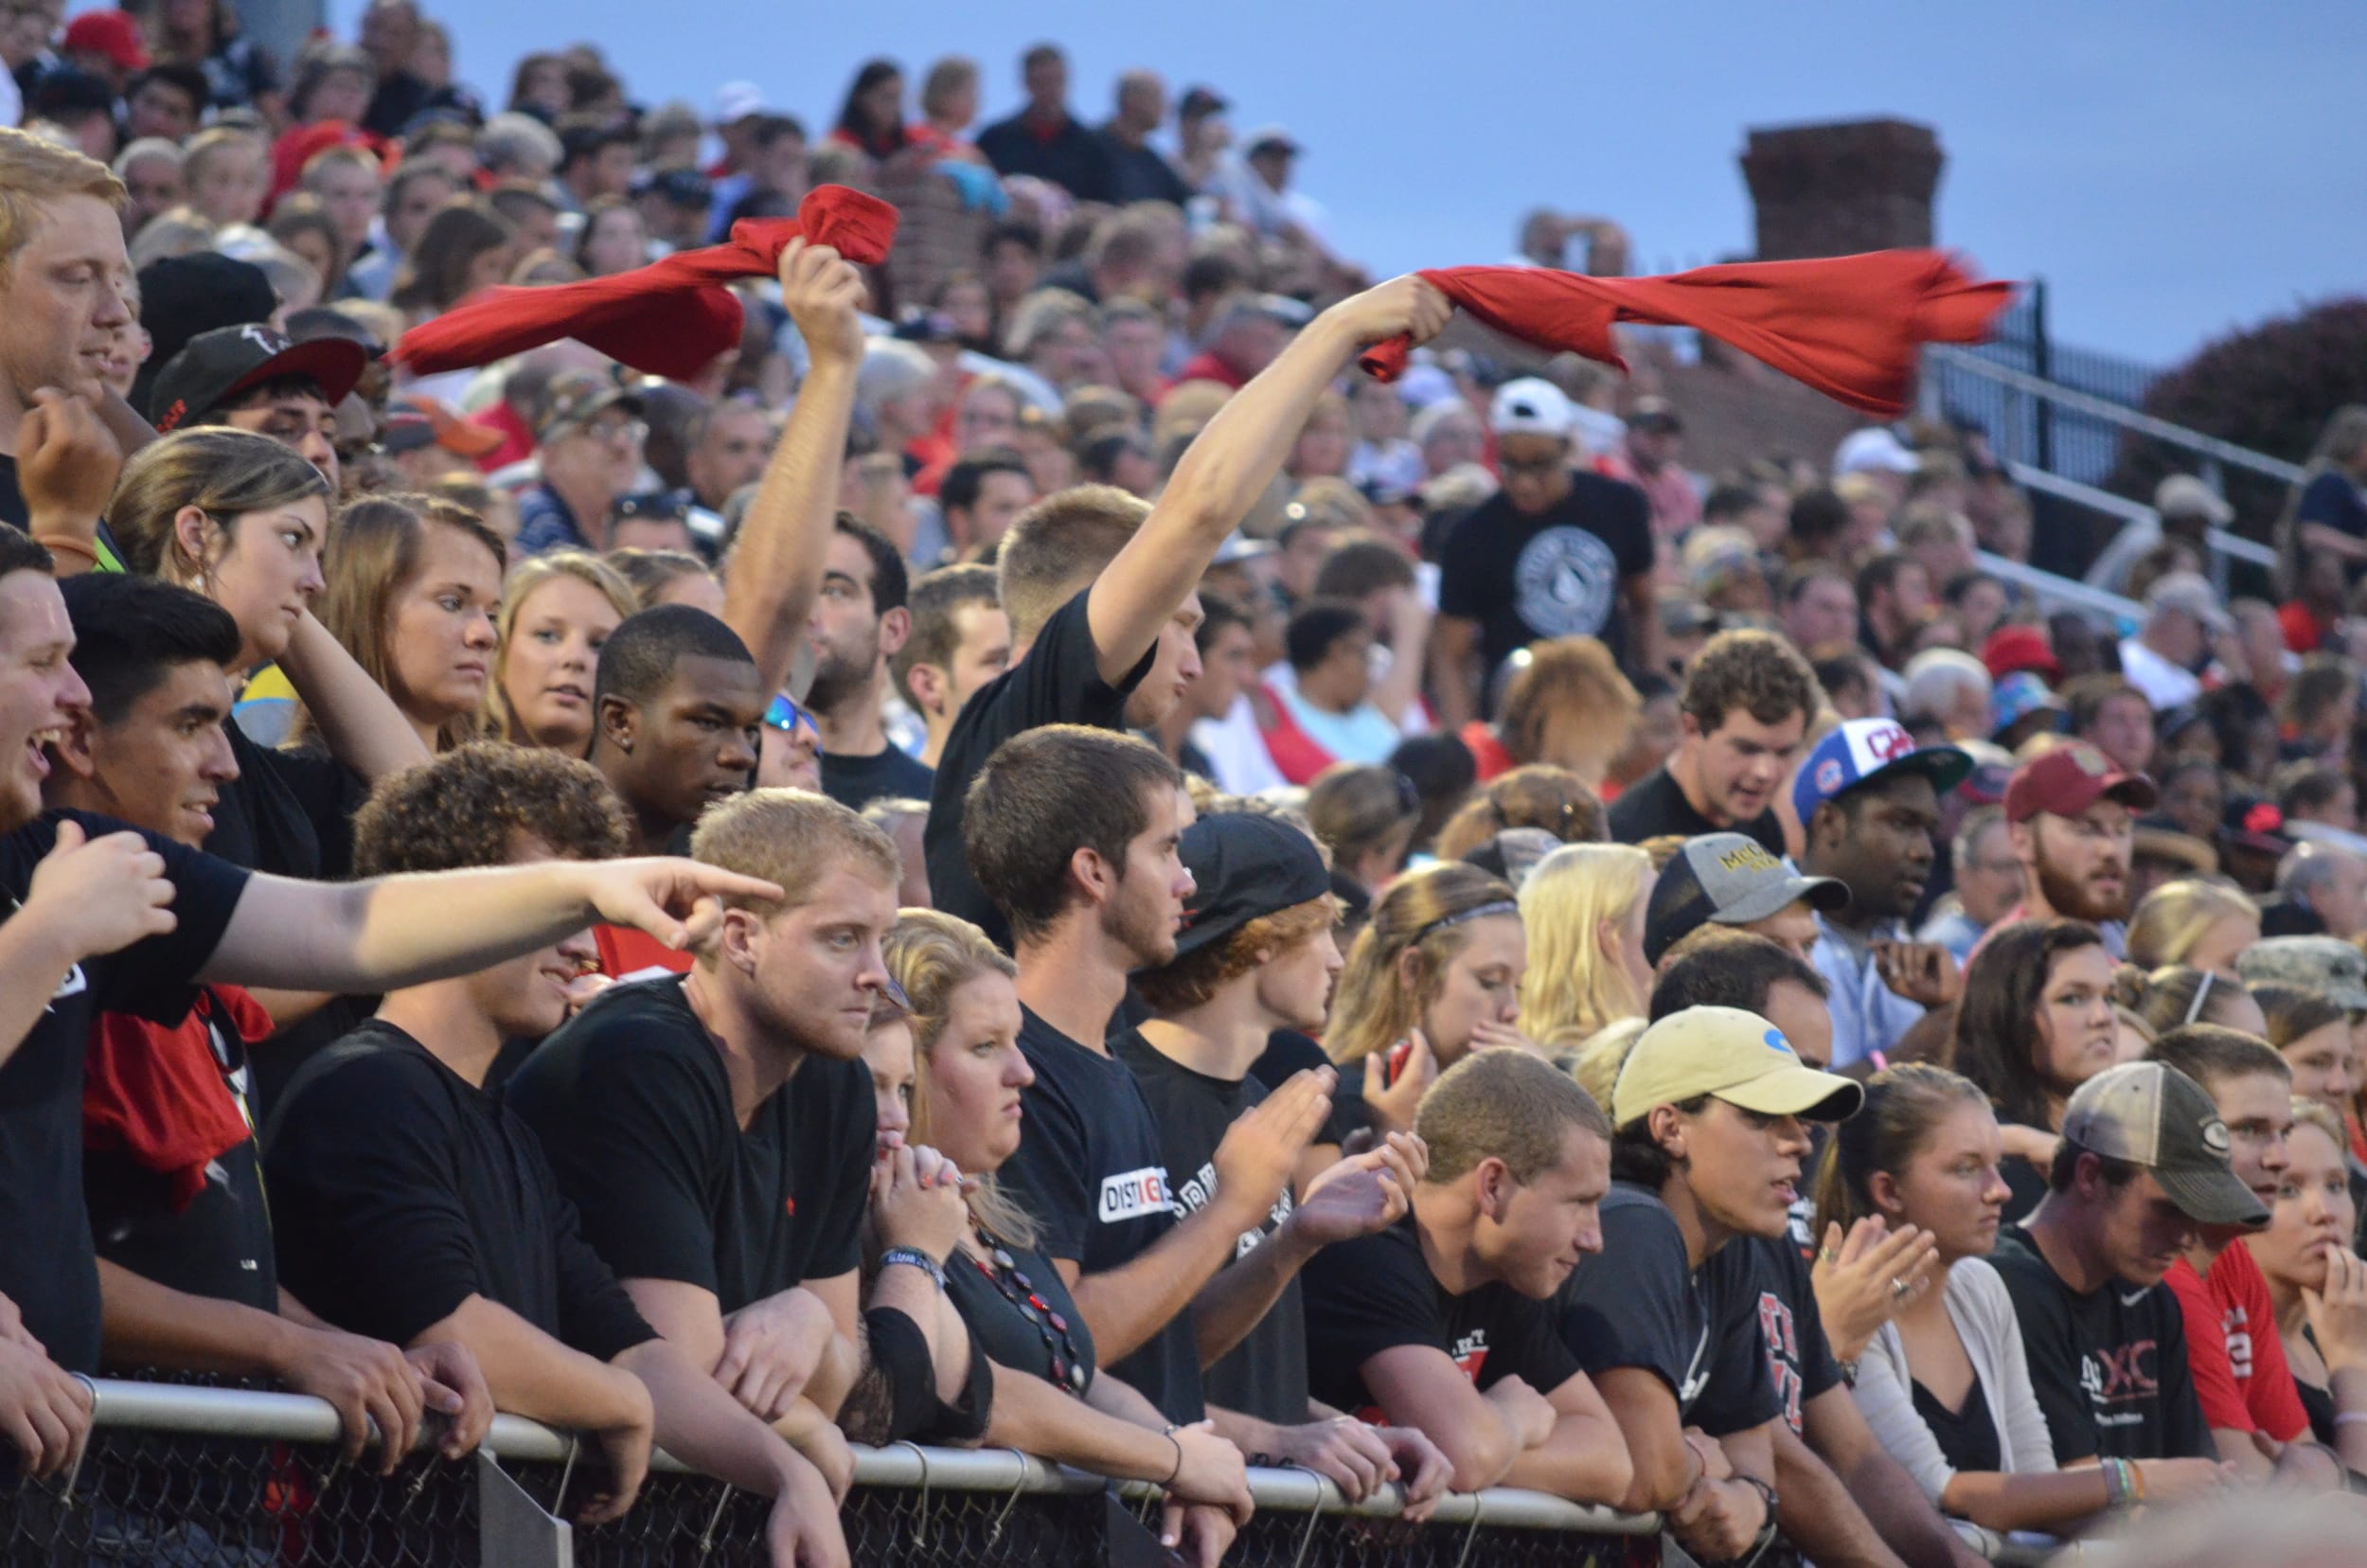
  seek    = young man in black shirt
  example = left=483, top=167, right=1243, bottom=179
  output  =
left=507, top=788, right=934, bottom=1493
left=964, top=724, right=1329, bottom=1567
left=54, top=573, right=487, bottom=1472
left=265, top=745, right=850, bottom=1562
left=1430, top=375, right=1658, bottom=726
left=1299, top=1047, right=1632, bottom=1503
left=1646, top=935, right=1984, bottom=1568
left=1994, top=1060, right=2259, bottom=1468
left=1570, top=1003, right=1861, bottom=1563
left=809, top=514, right=933, bottom=812
left=923, top=273, right=1454, bottom=947
left=1123, top=809, right=1450, bottom=1511
left=1607, top=629, right=1823, bottom=855
left=0, top=528, right=777, bottom=1390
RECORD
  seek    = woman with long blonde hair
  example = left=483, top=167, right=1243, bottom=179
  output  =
left=493, top=550, right=637, bottom=755
left=878, top=911, right=1251, bottom=1507
left=1325, top=863, right=1527, bottom=1134
left=1518, top=844, right=1656, bottom=1051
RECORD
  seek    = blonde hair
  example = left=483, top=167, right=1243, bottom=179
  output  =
left=996, top=484, right=1148, bottom=645
left=0, top=127, right=124, bottom=276
left=492, top=550, right=637, bottom=746
left=1518, top=844, right=1653, bottom=1049
left=311, top=493, right=507, bottom=752
left=1326, top=862, right=1520, bottom=1067
left=690, top=787, right=901, bottom=921
left=883, top=908, right=1037, bottom=1250
left=1570, top=1016, right=1646, bottom=1107
left=2126, top=879, right=2260, bottom=971
left=2292, top=1096, right=2349, bottom=1157
left=1433, top=764, right=1605, bottom=863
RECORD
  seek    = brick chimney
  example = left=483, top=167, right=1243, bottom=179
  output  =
left=1739, top=119, right=1943, bottom=260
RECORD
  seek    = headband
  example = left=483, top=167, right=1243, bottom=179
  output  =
left=1415, top=900, right=1520, bottom=943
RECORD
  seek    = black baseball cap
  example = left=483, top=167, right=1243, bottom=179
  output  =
left=1178, top=86, right=1228, bottom=120
left=633, top=168, right=712, bottom=208
left=1643, top=832, right=1848, bottom=968
left=133, top=253, right=277, bottom=418
left=1171, top=812, right=1330, bottom=960
left=150, top=324, right=370, bottom=435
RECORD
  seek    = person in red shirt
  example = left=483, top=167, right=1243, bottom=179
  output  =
left=2148, top=1026, right=2347, bottom=1488
left=1171, top=294, right=1294, bottom=391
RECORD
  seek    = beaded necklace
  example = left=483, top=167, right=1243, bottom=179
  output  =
left=967, top=1226, right=1090, bottom=1397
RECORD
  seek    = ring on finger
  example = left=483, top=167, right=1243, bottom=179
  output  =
left=1889, top=1275, right=1913, bottom=1301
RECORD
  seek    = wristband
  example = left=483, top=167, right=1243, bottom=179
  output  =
left=1735, top=1472, right=1778, bottom=1529
left=879, top=1246, right=947, bottom=1290
left=2100, top=1457, right=2127, bottom=1508
left=2336, top=1412, right=2367, bottom=1427
left=2127, top=1458, right=2145, bottom=1505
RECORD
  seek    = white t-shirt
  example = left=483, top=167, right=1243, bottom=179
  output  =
left=2116, top=635, right=2201, bottom=710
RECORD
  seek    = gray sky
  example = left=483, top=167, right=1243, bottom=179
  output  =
left=366, top=0, right=2366, bottom=367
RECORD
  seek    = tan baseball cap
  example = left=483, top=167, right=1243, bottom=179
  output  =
left=1611, top=1006, right=1865, bottom=1130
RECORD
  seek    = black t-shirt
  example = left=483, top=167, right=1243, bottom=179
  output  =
left=1436, top=474, right=1655, bottom=681
left=1991, top=1222, right=2213, bottom=1461
left=84, top=989, right=276, bottom=1314
left=205, top=727, right=365, bottom=882
left=1251, top=1028, right=1371, bottom=1150
left=1557, top=1185, right=1778, bottom=1434
left=2298, top=471, right=2367, bottom=581
left=923, top=587, right=1156, bottom=951
left=1607, top=764, right=1786, bottom=856
left=819, top=744, right=934, bottom=815
left=263, top=1021, right=656, bottom=1363
left=994, top=1006, right=1204, bottom=1423
left=0, top=811, right=249, bottom=1372
left=1703, top=1235, right=1844, bottom=1436
left=1914, top=1371, right=2003, bottom=1475
left=945, top=1237, right=1099, bottom=1392
left=1113, top=1028, right=1306, bottom=1427
left=2000, top=1154, right=2048, bottom=1225
left=1301, top=1212, right=1580, bottom=1420
left=504, top=975, right=873, bottom=1311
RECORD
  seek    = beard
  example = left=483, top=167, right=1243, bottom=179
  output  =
left=1104, top=880, right=1178, bottom=971
left=2034, top=842, right=2127, bottom=923
left=804, top=632, right=881, bottom=714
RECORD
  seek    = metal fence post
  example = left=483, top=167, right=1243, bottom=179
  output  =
left=480, top=1451, right=575, bottom=1567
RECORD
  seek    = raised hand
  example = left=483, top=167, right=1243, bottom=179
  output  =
left=1290, top=1132, right=1426, bottom=1246
left=1361, top=1029, right=1435, bottom=1137
left=578, top=858, right=784, bottom=951
left=1212, top=1068, right=1333, bottom=1221
left=776, top=239, right=868, bottom=372
left=17, top=386, right=121, bottom=550
left=1326, top=275, right=1454, bottom=350
left=1811, top=1217, right=1939, bottom=1364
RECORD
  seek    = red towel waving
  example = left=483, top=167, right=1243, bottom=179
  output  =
left=1363, top=251, right=2013, bottom=418
left=395, top=185, right=899, bottom=382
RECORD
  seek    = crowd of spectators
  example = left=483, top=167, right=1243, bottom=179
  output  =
left=2, top=4, right=2367, bottom=1563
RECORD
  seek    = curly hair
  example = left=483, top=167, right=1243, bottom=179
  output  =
left=1677, top=628, right=1824, bottom=732
left=353, top=741, right=628, bottom=877
left=1133, top=894, right=1336, bottom=1015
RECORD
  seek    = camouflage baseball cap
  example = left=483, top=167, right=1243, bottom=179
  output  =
left=2236, top=936, right=2367, bottom=1012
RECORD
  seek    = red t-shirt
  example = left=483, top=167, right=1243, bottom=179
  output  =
left=1458, top=721, right=1513, bottom=784
left=2163, top=1244, right=2309, bottom=1441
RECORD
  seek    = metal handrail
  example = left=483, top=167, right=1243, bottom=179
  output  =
left=1976, top=550, right=2141, bottom=625
left=2002, top=461, right=2280, bottom=571
left=81, top=1377, right=1658, bottom=1535
left=1927, top=347, right=2306, bottom=484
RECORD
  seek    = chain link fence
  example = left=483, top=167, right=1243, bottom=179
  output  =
left=0, top=1379, right=1664, bottom=1567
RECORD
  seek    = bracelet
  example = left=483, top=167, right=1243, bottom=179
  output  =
left=2099, top=1457, right=2127, bottom=1508
left=1162, top=1433, right=1184, bottom=1488
left=878, top=1246, right=947, bottom=1290
left=1735, top=1472, right=1778, bottom=1529
left=2127, top=1457, right=2145, bottom=1505
left=2335, top=1412, right=2367, bottom=1427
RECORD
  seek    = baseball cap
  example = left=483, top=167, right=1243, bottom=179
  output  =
left=2061, top=1061, right=2268, bottom=1228
left=63, top=10, right=148, bottom=73
left=2002, top=742, right=2157, bottom=825
left=713, top=81, right=770, bottom=125
left=1243, top=124, right=1300, bottom=157
left=1990, top=670, right=2067, bottom=739
left=1209, top=530, right=1276, bottom=567
left=2131, top=815, right=2218, bottom=879
left=634, top=168, right=713, bottom=208
left=2237, top=936, right=2367, bottom=1012
left=1178, top=86, right=1228, bottom=119
left=1642, top=832, right=1848, bottom=968
left=149, top=325, right=370, bottom=435
left=2154, top=474, right=2234, bottom=527
left=2145, top=571, right=2233, bottom=635
left=133, top=254, right=279, bottom=418
left=1488, top=377, right=1575, bottom=439
left=537, top=370, right=647, bottom=442
left=1458, top=828, right=1562, bottom=894
left=1981, top=623, right=2061, bottom=684
left=383, top=396, right=505, bottom=459
left=1791, top=718, right=1974, bottom=826
left=1611, top=1006, right=1863, bottom=1130
left=1833, top=427, right=1918, bottom=477
left=1172, top=812, right=1330, bottom=960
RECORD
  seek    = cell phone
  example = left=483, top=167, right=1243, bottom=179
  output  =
left=1384, top=1038, right=1415, bottom=1087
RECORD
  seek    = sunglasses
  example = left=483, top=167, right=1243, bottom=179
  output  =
left=764, top=693, right=820, bottom=739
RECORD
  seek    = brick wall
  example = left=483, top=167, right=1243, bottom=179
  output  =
left=1738, top=118, right=1943, bottom=261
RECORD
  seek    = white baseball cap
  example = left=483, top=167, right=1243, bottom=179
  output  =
left=1834, top=426, right=1918, bottom=476
left=713, top=81, right=771, bottom=125
left=1489, top=377, right=1575, bottom=439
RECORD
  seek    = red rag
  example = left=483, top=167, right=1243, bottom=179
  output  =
left=394, top=185, right=900, bottom=382
left=82, top=987, right=273, bottom=1211
left=1361, top=250, right=2015, bottom=418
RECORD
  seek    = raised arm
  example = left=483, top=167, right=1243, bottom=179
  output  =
left=1085, top=277, right=1453, bottom=685
left=723, top=241, right=865, bottom=700
left=276, top=610, right=433, bottom=780
left=196, top=857, right=780, bottom=993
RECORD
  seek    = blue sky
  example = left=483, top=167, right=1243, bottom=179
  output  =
left=343, top=0, right=2366, bottom=368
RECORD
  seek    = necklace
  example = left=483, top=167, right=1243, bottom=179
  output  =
left=968, top=1226, right=1089, bottom=1397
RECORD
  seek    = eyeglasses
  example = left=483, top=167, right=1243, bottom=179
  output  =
left=764, top=692, right=819, bottom=739
left=579, top=417, right=648, bottom=446
left=1497, top=452, right=1569, bottom=477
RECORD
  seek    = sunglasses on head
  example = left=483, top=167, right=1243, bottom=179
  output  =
left=764, top=693, right=819, bottom=739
